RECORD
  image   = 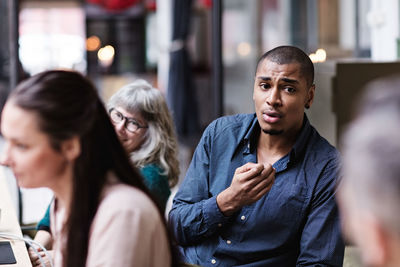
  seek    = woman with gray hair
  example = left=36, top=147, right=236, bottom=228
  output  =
left=107, top=79, right=180, bottom=211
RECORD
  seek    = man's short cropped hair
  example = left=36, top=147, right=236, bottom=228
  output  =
left=256, top=46, right=314, bottom=88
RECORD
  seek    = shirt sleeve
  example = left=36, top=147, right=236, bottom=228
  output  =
left=168, top=122, right=231, bottom=246
left=296, top=157, right=345, bottom=266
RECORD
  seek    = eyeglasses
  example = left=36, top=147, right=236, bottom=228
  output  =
left=109, top=108, right=148, bottom=133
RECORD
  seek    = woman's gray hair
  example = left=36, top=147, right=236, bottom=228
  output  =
left=108, top=79, right=180, bottom=187
left=341, top=75, right=400, bottom=236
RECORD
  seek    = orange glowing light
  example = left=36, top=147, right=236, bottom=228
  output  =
left=87, top=35, right=101, bottom=51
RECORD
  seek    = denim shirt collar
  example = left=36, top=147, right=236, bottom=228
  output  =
left=243, top=113, right=312, bottom=163
left=243, top=114, right=259, bottom=154
left=291, top=114, right=312, bottom=161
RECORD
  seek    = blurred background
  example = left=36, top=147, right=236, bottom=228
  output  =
left=1, top=1, right=400, bottom=265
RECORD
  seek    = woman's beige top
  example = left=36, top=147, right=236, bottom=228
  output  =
left=51, top=181, right=171, bottom=267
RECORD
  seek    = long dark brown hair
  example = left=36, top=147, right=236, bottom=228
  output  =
left=9, top=70, right=178, bottom=267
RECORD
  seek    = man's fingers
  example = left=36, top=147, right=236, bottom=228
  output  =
left=236, top=165, right=265, bottom=183
left=235, top=162, right=263, bottom=174
left=235, top=163, right=253, bottom=174
left=240, top=164, right=274, bottom=184
left=249, top=168, right=275, bottom=193
left=254, top=169, right=275, bottom=198
left=259, top=164, right=275, bottom=178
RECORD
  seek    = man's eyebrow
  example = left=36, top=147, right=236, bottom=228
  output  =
left=256, top=76, right=271, bottom=81
left=256, top=76, right=300, bottom=84
left=281, top=77, right=299, bottom=84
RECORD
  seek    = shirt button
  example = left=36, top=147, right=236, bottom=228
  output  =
left=218, top=223, right=222, bottom=227
left=241, top=215, right=246, bottom=221
left=226, top=240, right=232, bottom=244
left=211, top=259, right=216, bottom=264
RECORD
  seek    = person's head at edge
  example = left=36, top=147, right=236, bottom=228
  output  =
left=107, top=80, right=180, bottom=187
left=339, top=76, right=400, bottom=267
left=253, top=45, right=315, bottom=140
left=0, top=70, right=177, bottom=267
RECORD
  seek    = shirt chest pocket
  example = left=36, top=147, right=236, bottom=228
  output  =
left=262, top=183, right=309, bottom=233
left=219, top=183, right=309, bottom=246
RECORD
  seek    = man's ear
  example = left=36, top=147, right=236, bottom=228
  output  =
left=305, top=84, right=315, bottom=109
left=61, top=136, right=81, bottom=161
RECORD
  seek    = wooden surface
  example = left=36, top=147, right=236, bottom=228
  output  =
left=0, top=169, right=32, bottom=267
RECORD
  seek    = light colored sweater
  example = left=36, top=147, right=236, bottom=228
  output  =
left=51, top=180, right=171, bottom=267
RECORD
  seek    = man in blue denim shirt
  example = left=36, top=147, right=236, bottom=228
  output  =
left=169, top=46, right=344, bottom=266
